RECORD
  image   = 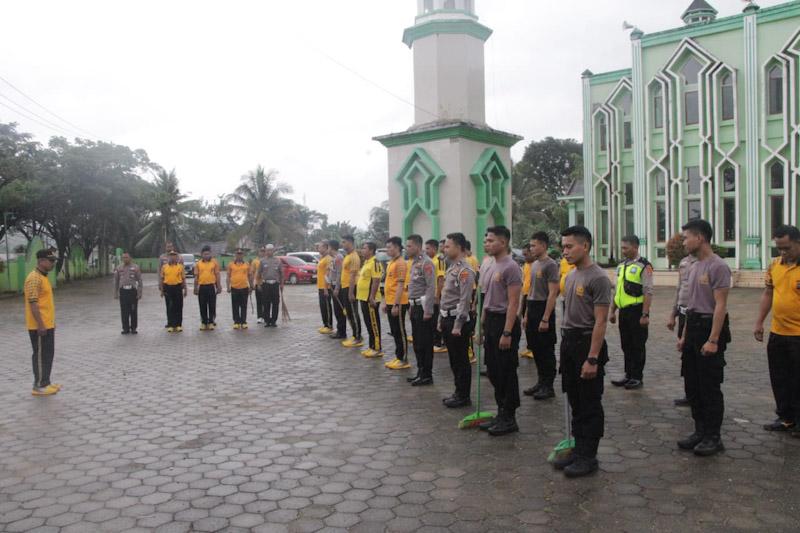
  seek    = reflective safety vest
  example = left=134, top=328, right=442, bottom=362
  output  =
left=614, top=258, right=650, bottom=308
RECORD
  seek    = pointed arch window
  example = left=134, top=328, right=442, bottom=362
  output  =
left=721, top=74, right=734, bottom=121
left=769, top=161, right=785, bottom=233
left=652, top=85, right=663, bottom=129
left=768, top=65, right=783, bottom=115
left=598, top=115, right=607, bottom=152
left=681, top=57, right=702, bottom=126
left=619, top=92, right=633, bottom=149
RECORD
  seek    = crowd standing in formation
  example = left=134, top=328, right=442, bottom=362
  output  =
left=20, top=221, right=800, bottom=478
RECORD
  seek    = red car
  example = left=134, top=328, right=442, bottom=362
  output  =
left=278, top=256, right=317, bottom=284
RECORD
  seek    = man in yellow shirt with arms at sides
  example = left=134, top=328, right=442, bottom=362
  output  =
left=195, top=245, right=222, bottom=331
left=357, top=241, right=384, bottom=358
left=161, top=250, right=187, bottom=333
left=316, top=241, right=334, bottom=334
left=227, top=248, right=253, bottom=330
left=754, top=224, right=800, bottom=438
left=340, top=235, right=363, bottom=347
left=25, top=249, right=60, bottom=396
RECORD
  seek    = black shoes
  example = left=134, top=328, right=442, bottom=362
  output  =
left=624, top=379, right=643, bottom=390
left=533, top=385, right=555, bottom=401
left=552, top=452, right=576, bottom=471
left=478, top=414, right=498, bottom=431
left=121, top=330, right=130, bottom=335
left=611, top=377, right=630, bottom=387
left=523, top=382, right=542, bottom=396
left=488, top=413, right=519, bottom=436
left=411, top=377, right=433, bottom=387
left=763, top=419, right=795, bottom=432
left=677, top=432, right=704, bottom=450
left=407, top=375, right=419, bottom=383
left=674, top=397, right=690, bottom=407
left=563, top=456, right=599, bottom=478
left=693, top=436, right=724, bottom=457
left=444, top=396, right=471, bottom=408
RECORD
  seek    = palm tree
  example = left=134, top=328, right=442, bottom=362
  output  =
left=136, top=169, right=197, bottom=255
left=227, top=166, right=295, bottom=247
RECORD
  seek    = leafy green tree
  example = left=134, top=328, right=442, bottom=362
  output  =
left=136, top=168, right=199, bottom=256
left=366, top=201, right=389, bottom=244
left=227, top=166, right=296, bottom=247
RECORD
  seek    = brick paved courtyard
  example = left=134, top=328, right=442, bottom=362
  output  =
left=1, top=275, right=799, bottom=532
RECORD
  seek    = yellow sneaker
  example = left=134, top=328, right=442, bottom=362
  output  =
left=167, top=327, right=175, bottom=333
left=407, top=335, right=414, bottom=342
left=395, top=360, right=411, bottom=369
left=519, top=349, right=534, bottom=359
left=318, top=326, right=333, bottom=334
left=32, top=385, right=58, bottom=396
left=361, top=349, right=376, bottom=357
left=50, top=383, right=62, bottom=391
left=233, top=323, right=241, bottom=330
left=200, top=324, right=208, bottom=331
left=175, top=326, right=183, bottom=333
left=434, top=346, right=448, bottom=353
left=208, top=323, right=216, bottom=331
left=241, top=323, right=248, bottom=330
left=352, top=339, right=364, bottom=347
left=365, top=350, right=384, bottom=359
left=384, top=358, right=399, bottom=369
left=342, top=337, right=363, bottom=348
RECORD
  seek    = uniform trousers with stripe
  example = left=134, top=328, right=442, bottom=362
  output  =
left=339, top=287, right=362, bottom=340
left=29, top=329, right=55, bottom=389
left=360, top=300, right=382, bottom=351
left=318, top=289, right=333, bottom=328
left=386, top=304, right=409, bottom=361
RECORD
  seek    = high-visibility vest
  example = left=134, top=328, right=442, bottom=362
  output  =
left=613, top=259, right=650, bottom=308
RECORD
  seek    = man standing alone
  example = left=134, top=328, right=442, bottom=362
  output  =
left=114, top=251, right=143, bottom=334
left=256, top=244, right=283, bottom=327
left=25, top=249, right=60, bottom=396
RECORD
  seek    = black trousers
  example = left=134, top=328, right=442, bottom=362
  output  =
left=386, top=304, right=409, bottom=360
left=29, top=329, right=55, bottom=389
left=442, top=316, right=474, bottom=399
left=677, top=310, right=688, bottom=397
left=526, top=300, right=557, bottom=386
left=683, top=314, right=728, bottom=437
left=340, top=287, right=362, bottom=339
left=332, top=289, right=347, bottom=336
left=318, top=289, right=332, bottom=328
left=255, top=285, right=265, bottom=320
left=484, top=311, right=521, bottom=414
left=410, top=304, right=435, bottom=379
left=263, top=282, right=280, bottom=325
left=360, top=300, right=382, bottom=351
left=164, top=284, right=184, bottom=327
left=767, top=333, right=800, bottom=424
left=119, top=288, right=138, bottom=332
left=432, top=304, right=442, bottom=346
left=560, top=330, right=607, bottom=459
left=619, top=304, right=648, bottom=381
left=231, top=288, right=249, bottom=324
left=198, top=284, right=217, bottom=325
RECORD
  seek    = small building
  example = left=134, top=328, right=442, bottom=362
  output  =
left=562, top=0, right=800, bottom=269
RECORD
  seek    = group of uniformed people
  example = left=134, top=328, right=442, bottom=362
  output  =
left=21, top=219, right=800, bottom=479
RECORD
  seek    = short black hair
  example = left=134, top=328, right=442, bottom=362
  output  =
left=201, top=245, right=211, bottom=253
left=465, top=240, right=472, bottom=251
left=486, top=225, right=511, bottom=242
left=341, top=235, right=354, bottom=244
left=363, top=241, right=377, bottom=253
left=681, top=219, right=713, bottom=243
left=522, top=243, right=531, bottom=251
left=407, top=234, right=423, bottom=246
left=319, top=241, right=330, bottom=249
left=425, top=239, right=439, bottom=249
left=621, top=235, right=640, bottom=247
left=328, top=239, right=340, bottom=250
left=386, top=236, right=403, bottom=249
left=446, top=232, right=467, bottom=251
left=774, top=224, right=800, bottom=242
left=561, top=225, right=593, bottom=249
left=531, top=231, right=550, bottom=246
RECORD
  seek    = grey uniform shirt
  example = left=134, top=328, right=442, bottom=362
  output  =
left=483, top=255, right=522, bottom=313
left=562, top=263, right=612, bottom=329
left=114, top=263, right=143, bottom=297
left=408, top=254, right=436, bottom=315
left=674, top=255, right=698, bottom=309
left=259, top=257, right=283, bottom=283
left=329, top=253, right=343, bottom=290
left=686, top=254, right=731, bottom=314
left=528, top=256, right=560, bottom=301
left=439, top=260, right=476, bottom=329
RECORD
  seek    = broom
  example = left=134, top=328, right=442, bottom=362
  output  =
left=548, top=392, right=574, bottom=463
left=459, top=292, right=494, bottom=429
left=281, top=287, right=291, bottom=322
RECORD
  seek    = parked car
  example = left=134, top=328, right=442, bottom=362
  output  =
left=182, top=254, right=196, bottom=278
left=287, top=251, right=320, bottom=264
left=278, top=256, right=317, bottom=284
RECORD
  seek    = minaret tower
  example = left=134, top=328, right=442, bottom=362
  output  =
left=375, top=0, right=521, bottom=250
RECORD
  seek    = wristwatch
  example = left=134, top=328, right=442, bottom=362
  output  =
left=586, top=357, right=599, bottom=366
left=502, top=331, right=512, bottom=338
left=708, top=339, right=718, bottom=345
left=642, top=312, right=650, bottom=318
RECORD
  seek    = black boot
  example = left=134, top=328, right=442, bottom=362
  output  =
left=533, top=384, right=555, bottom=401
left=444, top=396, right=471, bottom=408
left=479, top=409, right=502, bottom=431
left=678, top=421, right=705, bottom=450
left=552, top=451, right=576, bottom=470
left=523, top=382, right=542, bottom=396
left=563, top=456, right=599, bottom=478
left=693, top=435, right=724, bottom=457
left=488, top=411, right=519, bottom=436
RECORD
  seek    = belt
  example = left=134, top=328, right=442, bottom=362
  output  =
left=485, top=310, right=508, bottom=316
left=677, top=305, right=688, bottom=315
left=561, top=327, right=593, bottom=337
left=263, top=280, right=278, bottom=285
left=121, top=285, right=134, bottom=290
left=687, top=311, right=713, bottom=319
left=440, top=308, right=463, bottom=318
left=409, top=298, right=423, bottom=306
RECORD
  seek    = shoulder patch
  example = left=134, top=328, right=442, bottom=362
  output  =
left=459, top=269, right=470, bottom=283
left=424, top=262, right=434, bottom=275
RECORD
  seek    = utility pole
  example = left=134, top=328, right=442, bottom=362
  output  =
left=3, top=212, right=13, bottom=291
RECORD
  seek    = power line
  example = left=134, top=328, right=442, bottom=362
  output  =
left=0, top=91, right=82, bottom=137
left=0, top=98, right=78, bottom=138
left=0, top=74, right=99, bottom=138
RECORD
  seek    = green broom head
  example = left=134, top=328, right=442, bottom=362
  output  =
left=458, top=410, right=494, bottom=429
left=547, top=437, right=575, bottom=463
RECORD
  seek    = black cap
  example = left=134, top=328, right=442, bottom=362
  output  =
left=36, top=249, right=56, bottom=261
left=201, top=245, right=211, bottom=253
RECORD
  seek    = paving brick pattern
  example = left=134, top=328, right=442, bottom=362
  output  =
left=0, top=275, right=798, bottom=532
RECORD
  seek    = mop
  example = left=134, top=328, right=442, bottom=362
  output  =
left=458, top=293, right=494, bottom=429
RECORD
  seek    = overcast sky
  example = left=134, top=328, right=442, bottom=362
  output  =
left=0, top=0, right=784, bottom=227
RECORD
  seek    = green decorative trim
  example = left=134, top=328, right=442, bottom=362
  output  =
left=639, top=237, right=648, bottom=245
left=757, top=2, right=800, bottom=23
left=589, top=69, right=632, bottom=86
left=415, top=9, right=478, bottom=22
left=470, top=148, right=511, bottom=246
left=642, top=14, right=744, bottom=47
left=374, top=123, right=522, bottom=148
left=394, top=148, right=446, bottom=239
left=403, top=19, right=492, bottom=48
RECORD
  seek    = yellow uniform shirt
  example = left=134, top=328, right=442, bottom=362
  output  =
left=196, top=259, right=219, bottom=285
left=250, top=257, right=261, bottom=277
left=317, top=255, right=331, bottom=290
left=466, top=254, right=480, bottom=290
left=341, top=251, right=361, bottom=289
left=228, top=261, right=251, bottom=290
left=24, top=269, right=55, bottom=330
left=356, top=256, right=383, bottom=302
left=559, top=258, right=576, bottom=296
left=766, top=258, right=800, bottom=336
left=522, top=262, right=532, bottom=297
left=162, top=263, right=184, bottom=286
left=385, top=257, right=409, bottom=305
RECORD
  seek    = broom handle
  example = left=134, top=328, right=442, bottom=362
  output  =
left=475, top=292, right=483, bottom=410
left=564, top=390, right=571, bottom=440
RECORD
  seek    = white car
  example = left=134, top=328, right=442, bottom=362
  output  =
left=287, top=251, right=320, bottom=264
